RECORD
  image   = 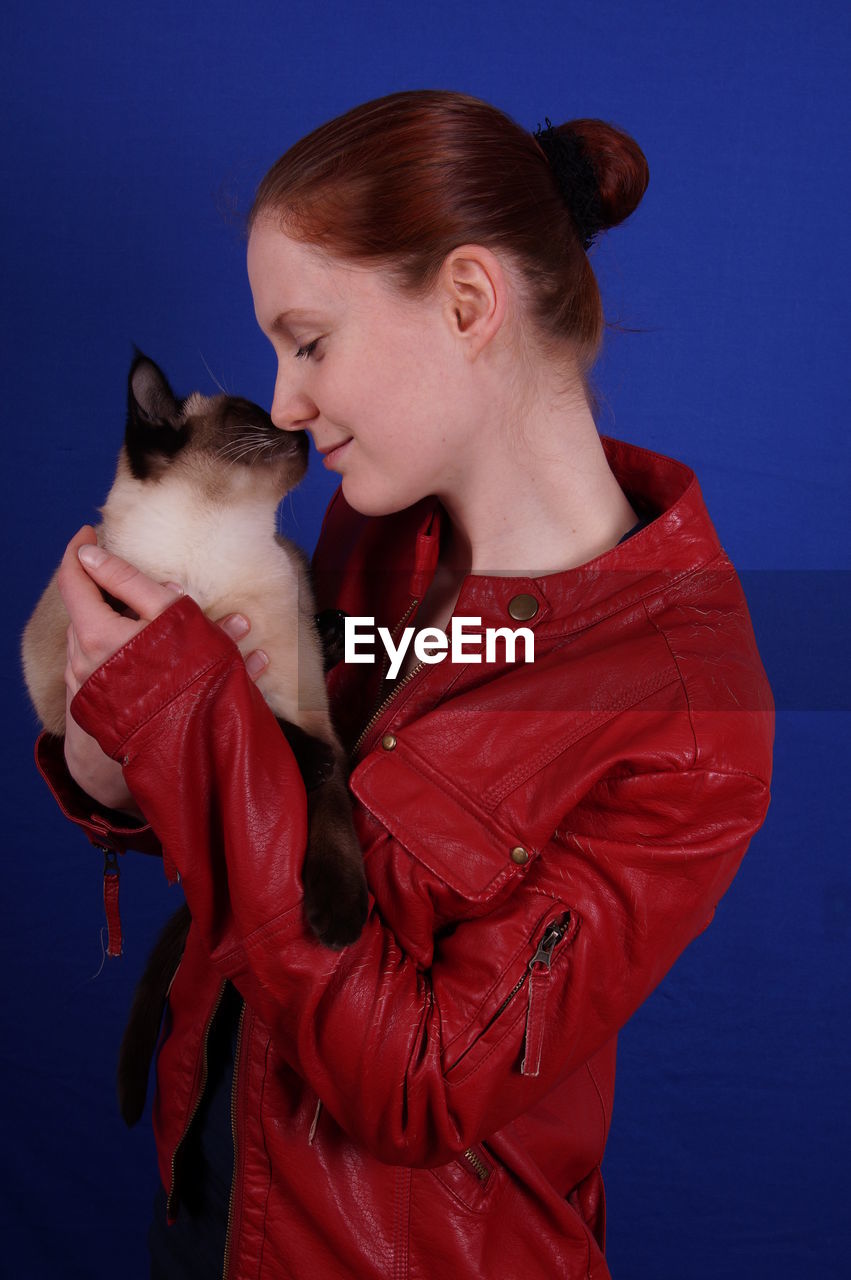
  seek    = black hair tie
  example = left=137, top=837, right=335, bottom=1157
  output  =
left=533, top=118, right=604, bottom=251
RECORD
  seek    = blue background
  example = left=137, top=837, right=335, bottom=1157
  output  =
left=2, top=1, right=849, bottom=1276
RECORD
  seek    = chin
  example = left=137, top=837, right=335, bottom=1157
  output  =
left=340, top=474, right=423, bottom=519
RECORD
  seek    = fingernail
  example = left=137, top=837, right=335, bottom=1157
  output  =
left=78, top=544, right=107, bottom=568
left=245, top=649, right=269, bottom=677
left=164, top=581, right=185, bottom=596
left=222, top=614, right=250, bottom=640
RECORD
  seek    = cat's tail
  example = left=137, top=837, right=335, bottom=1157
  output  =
left=117, top=902, right=191, bottom=1127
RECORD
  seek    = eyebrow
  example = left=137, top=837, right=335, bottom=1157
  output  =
left=269, top=308, right=323, bottom=333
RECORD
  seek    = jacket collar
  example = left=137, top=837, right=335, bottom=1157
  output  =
left=316, top=436, right=722, bottom=637
left=401, top=435, right=722, bottom=635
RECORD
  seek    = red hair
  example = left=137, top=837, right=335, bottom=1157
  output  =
left=249, top=90, right=648, bottom=377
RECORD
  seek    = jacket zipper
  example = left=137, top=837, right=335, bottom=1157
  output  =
left=520, top=913, right=572, bottom=1077
left=446, top=913, right=572, bottom=1082
left=471, top=912, right=573, bottom=1046
left=528, top=914, right=572, bottom=969
left=166, top=978, right=228, bottom=1219
left=350, top=598, right=422, bottom=759
left=462, top=919, right=570, bottom=1180
left=486, top=969, right=529, bottom=1028
left=462, top=1145, right=493, bottom=1184
left=221, top=1000, right=247, bottom=1280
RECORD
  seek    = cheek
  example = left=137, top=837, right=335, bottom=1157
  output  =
left=341, top=428, right=431, bottom=507
left=381, top=320, right=449, bottom=400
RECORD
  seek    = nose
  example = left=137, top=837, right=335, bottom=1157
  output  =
left=270, top=364, right=318, bottom=432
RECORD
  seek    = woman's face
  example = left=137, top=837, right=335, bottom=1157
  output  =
left=247, top=218, right=476, bottom=517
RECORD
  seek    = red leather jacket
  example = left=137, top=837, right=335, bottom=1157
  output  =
left=36, top=436, right=774, bottom=1279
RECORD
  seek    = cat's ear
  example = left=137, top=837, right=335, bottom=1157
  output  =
left=125, top=350, right=188, bottom=479
left=128, top=350, right=182, bottom=427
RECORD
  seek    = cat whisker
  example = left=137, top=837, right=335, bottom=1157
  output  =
left=198, top=349, right=230, bottom=396
left=218, top=447, right=262, bottom=467
left=215, top=433, right=272, bottom=459
left=284, top=489, right=301, bottom=530
left=216, top=428, right=272, bottom=451
left=216, top=436, right=281, bottom=466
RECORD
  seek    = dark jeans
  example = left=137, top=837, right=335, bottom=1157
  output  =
left=148, top=983, right=241, bottom=1279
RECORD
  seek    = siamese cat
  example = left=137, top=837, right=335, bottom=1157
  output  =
left=22, top=351, right=367, bottom=1123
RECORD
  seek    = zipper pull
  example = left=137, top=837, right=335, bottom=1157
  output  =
left=99, top=846, right=123, bottom=958
left=521, top=914, right=571, bottom=1077
left=529, top=917, right=569, bottom=968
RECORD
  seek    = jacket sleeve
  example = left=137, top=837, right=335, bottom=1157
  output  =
left=68, top=593, right=772, bottom=1168
left=34, top=730, right=163, bottom=858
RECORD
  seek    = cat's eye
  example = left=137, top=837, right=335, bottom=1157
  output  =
left=294, top=338, right=321, bottom=360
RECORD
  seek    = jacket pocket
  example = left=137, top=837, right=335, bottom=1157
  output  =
left=350, top=747, right=541, bottom=920
left=442, top=901, right=579, bottom=1082
left=427, top=1142, right=500, bottom=1214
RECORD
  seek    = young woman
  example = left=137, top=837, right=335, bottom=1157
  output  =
left=37, top=89, right=774, bottom=1279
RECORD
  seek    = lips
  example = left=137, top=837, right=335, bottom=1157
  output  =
left=318, top=438, right=353, bottom=468
left=316, top=437, right=352, bottom=457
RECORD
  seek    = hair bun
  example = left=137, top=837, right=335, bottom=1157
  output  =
left=562, top=118, right=649, bottom=233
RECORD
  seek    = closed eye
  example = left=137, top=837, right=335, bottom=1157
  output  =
left=295, top=338, right=321, bottom=360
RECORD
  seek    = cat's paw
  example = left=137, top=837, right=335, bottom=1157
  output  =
left=302, top=852, right=369, bottom=950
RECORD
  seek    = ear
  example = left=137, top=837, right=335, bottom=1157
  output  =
left=124, top=350, right=187, bottom=479
left=128, top=349, right=182, bottom=426
left=437, top=245, right=508, bottom=358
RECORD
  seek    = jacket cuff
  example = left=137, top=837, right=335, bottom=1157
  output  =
left=65, top=591, right=310, bottom=963
left=34, top=730, right=162, bottom=857
left=70, top=594, right=235, bottom=758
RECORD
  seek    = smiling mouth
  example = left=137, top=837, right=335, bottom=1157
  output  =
left=319, top=438, right=352, bottom=459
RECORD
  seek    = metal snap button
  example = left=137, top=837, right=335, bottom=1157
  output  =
left=507, top=594, right=539, bottom=621
left=510, top=846, right=530, bottom=865
left=381, top=733, right=397, bottom=751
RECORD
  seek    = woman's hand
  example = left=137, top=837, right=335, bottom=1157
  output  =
left=57, top=526, right=269, bottom=813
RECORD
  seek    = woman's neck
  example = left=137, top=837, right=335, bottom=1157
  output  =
left=437, top=392, right=638, bottom=578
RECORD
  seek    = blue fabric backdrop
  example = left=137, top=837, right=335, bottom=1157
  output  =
left=2, top=1, right=848, bottom=1276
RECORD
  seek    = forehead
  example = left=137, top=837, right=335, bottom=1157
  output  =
left=247, top=218, right=391, bottom=332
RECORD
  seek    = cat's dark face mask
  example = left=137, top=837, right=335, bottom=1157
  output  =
left=124, top=351, right=309, bottom=496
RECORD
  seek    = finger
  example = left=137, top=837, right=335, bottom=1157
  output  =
left=217, top=613, right=250, bottom=642
left=57, top=528, right=107, bottom=622
left=57, top=529, right=178, bottom=683
left=76, top=540, right=180, bottom=620
left=64, top=637, right=82, bottom=700
left=213, top=614, right=267, bottom=683
left=57, top=527, right=132, bottom=632
left=57, top=529, right=146, bottom=660
left=245, top=649, right=269, bottom=680
left=60, top=527, right=181, bottom=623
